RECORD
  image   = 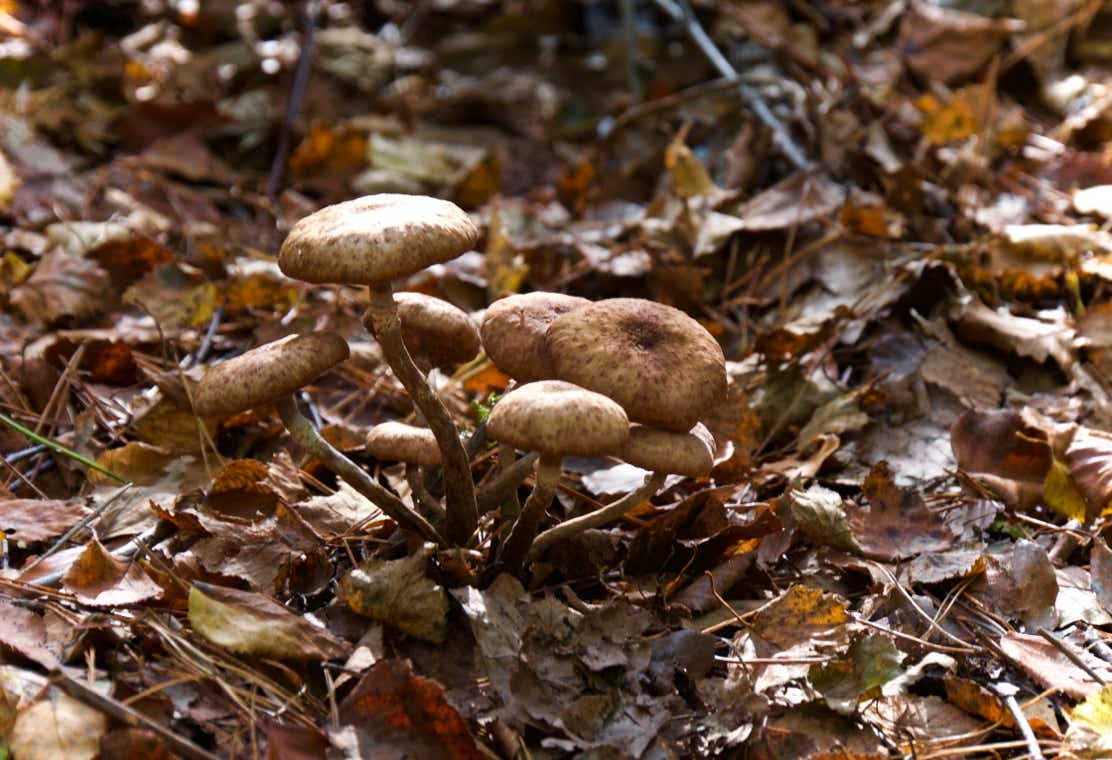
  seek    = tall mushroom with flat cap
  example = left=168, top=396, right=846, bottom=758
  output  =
left=544, top=298, right=727, bottom=432
left=480, top=292, right=589, bottom=382
left=192, top=333, right=441, bottom=544
left=486, top=380, right=629, bottom=573
left=528, top=423, right=715, bottom=560
left=279, top=194, right=480, bottom=545
left=365, top=292, right=480, bottom=372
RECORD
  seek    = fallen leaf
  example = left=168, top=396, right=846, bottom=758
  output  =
left=334, top=659, right=483, bottom=760
left=188, top=583, right=349, bottom=661
left=10, top=251, right=112, bottom=323
left=9, top=691, right=107, bottom=760
left=338, top=545, right=448, bottom=644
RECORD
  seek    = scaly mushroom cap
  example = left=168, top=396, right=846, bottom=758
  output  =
left=487, top=380, right=629, bottom=457
left=364, top=292, right=480, bottom=369
left=545, top=298, right=726, bottom=432
left=365, top=421, right=442, bottom=466
left=619, top=423, right=715, bottom=477
left=480, top=292, right=590, bottom=382
left=192, top=333, right=350, bottom=418
left=278, top=194, right=479, bottom=286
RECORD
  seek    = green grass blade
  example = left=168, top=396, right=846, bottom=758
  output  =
left=0, top=413, right=129, bottom=484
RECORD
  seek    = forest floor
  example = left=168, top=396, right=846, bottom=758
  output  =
left=3, top=0, right=1112, bottom=757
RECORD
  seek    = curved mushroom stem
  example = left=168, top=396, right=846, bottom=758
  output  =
left=499, top=453, right=561, bottom=575
left=276, top=397, right=444, bottom=545
left=366, top=287, right=478, bottom=545
left=527, top=471, right=666, bottom=562
left=405, top=463, right=446, bottom=522
left=476, top=450, right=539, bottom=513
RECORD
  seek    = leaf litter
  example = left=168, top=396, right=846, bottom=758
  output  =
left=4, top=0, right=1112, bottom=757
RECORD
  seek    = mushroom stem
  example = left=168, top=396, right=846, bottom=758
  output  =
left=498, top=453, right=561, bottom=575
left=276, top=398, right=444, bottom=545
left=366, top=286, right=478, bottom=545
left=476, top=450, right=538, bottom=513
left=527, top=471, right=666, bottom=561
left=405, top=463, right=446, bottom=522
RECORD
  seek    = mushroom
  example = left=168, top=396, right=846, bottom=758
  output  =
left=365, top=292, right=480, bottom=372
left=192, top=333, right=441, bottom=544
left=279, top=194, right=480, bottom=545
left=544, top=298, right=727, bottom=432
left=486, top=380, right=628, bottom=573
left=480, top=292, right=590, bottom=382
left=365, top=421, right=445, bottom=521
left=527, top=423, right=715, bottom=560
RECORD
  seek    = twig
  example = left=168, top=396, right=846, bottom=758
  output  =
left=267, top=0, right=320, bottom=199
left=20, top=482, right=133, bottom=576
left=994, top=684, right=1044, bottom=760
left=1037, top=627, right=1108, bottom=685
left=650, top=0, right=809, bottom=169
left=527, top=472, right=665, bottom=560
left=619, top=0, right=642, bottom=102
left=49, top=668, right=222, bottom=760
left=182, top=299, right=224, bottom=370
left=405, top=463, right=445, bottom=521
left=23, top=520, right=175, bottom=589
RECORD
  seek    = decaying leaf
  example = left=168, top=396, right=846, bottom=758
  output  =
left=338, top=544, right=448, bottom=643
left=188, top=583, right=349, bottom=661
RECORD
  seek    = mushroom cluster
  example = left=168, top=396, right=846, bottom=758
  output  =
left=191, top=193, right=728, bottom=575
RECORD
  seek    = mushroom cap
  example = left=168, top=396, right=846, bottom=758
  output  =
left=487, top=380, right=629, bottom=457
left=364, top=292, right=480, bottom=369
left=278, top=194, right=479, bottom=286
left=192, top=332, right=350, bottom=418
left=618, top=423, right=715, bottom=477
left=365, top=421, right=442, bottom=466
left=480, top=292, right=590, bottom=382
left=545, top=298, right=726, bottom=432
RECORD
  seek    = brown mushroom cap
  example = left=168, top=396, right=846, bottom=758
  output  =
left=487, top=380, right=629, bottom=457
left=363, top=292, right=479, bottom=369
left=618, top=423, right=715, bottom=477
left=480, top=292, right=590, bottom=382
left=545, top=298, right=726, bottom=432
left=278, top=194, right=479, bottom=286
left=365, top=421, right=442, bottom=466
left=192, top=332, right=350, bottom=418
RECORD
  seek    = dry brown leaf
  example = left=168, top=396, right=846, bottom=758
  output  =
left=10, top=250, right=112, bottom=323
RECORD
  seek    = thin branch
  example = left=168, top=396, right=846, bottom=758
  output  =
left=528, top=471, right=665, bottom=561
left=650, top=0, right=809, bottom=169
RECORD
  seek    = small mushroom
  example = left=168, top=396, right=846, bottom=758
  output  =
left=544, top=298, right=727, bottom=432
left=365, top=421, right=441, bottom=467
left=192, top=333, right=441, bottom=544
left=486, top=380, right=628, bottom=573
left=480, top=292, right=589, bottom=382
left=527, top=423, right=716, bottom=560
left=279, top=194, right=480, bottom=544
left=365, top=421, right=445, bottom=521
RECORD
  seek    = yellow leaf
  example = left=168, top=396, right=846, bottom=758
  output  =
left=484, top=204, right=528, bottom=300
left=1044, top=457, right=1087, bottom=522
left=0, top=149, right=17, bottom=209
left=664, top=125, right=715, bottom=198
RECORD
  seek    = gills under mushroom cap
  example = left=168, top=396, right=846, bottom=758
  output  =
left=480, top=292, right=589, bottom=382
left=364, top=292, right=480, bottom=370
left=618, top=423, right=715, bottom=477
left=544, top=298, right=726, bottom=432
left=279, top=194, right=479, bottom=286
left=486, top=380, right=629, bottom=457
left=192, top=332, right=350, bottom=418
left=365, top=421, right=442, bottom=466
